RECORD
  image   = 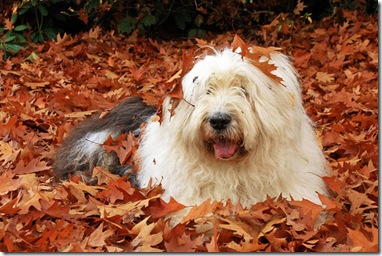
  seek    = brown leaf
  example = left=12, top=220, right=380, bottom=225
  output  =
left=318, top=193, right=340, bottom=211
left=293, top=0, right=307, bottom=15
left=88, top=26, right=101, bottom=39
left=149, top=197, right=186, bottom=219
left=219, top=217, right=254, bottom=241
left=0, top=171, right=20, bottom=195
left=347, top=226, right=378, bottom=252
left=232, top=34, right=250, bottom=59
left=205, top=233, right=220, bottom=252
left=13, top=158, right=50, bottom=175
left=258, top=217, right=286, bottom=238
left=4, top=18, right=13, bottom=30
left=88, top=222, right=114, bottom=247
left=164, top=233, right=204, bottom=252
left=181, top=199, right=221, bottom=223
left=103, top=133, right=137, bottom=165
left=316, top=71, right=335, bottom=83
left=232, top=34, right=283, bottom=83
left=290, top=199, right=323, bottom=228
left=131, top=217, right=163, bottom=252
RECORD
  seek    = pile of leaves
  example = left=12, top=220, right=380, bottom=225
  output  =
left=0, top=9, right=378, bottom=252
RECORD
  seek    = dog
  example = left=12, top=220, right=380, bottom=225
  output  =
left=54, top=46, right=328, bottom=208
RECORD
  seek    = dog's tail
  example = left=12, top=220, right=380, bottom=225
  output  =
left=53, top=96, right=156, bottom=182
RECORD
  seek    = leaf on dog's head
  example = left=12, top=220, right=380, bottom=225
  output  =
left=232, top=34, right=250, bottom=59
left=232, top=34, right=283, bottom=84
left=248, top=45, right=283, bottom=60
left=254, top=61, right=283, bottom=84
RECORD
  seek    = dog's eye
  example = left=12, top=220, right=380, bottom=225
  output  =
left=240, top=86, right=248, bottom=96
left=206, top=89, right=211, bottom=95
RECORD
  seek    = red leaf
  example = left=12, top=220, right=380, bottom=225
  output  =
left=232, top=34, right=282, bottom=83
left=149, top=197, right=186, bottom=219
left=232, top=34, right=250, bottom=59
left=13, top=158, right=50, bottom=175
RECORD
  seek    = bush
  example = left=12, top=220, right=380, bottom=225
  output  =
left=0, top=0, right=377, bottom=59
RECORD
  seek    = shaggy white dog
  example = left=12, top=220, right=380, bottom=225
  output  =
left=54, top=47, right=328, bottom=208
left=137, top=48, right=328, bottom=207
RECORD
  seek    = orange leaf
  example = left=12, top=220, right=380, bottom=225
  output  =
left=347, top=226, right=378, bottom=252
left=318, top=193, right=339, bottom=211
left=103, top=133, right=137, bottom=165
left=181, top=199, right=221, bottom=223
left=232, top=34, right=250, bottom=59
left=164, top=233, right=204, bottom=252
left=232, top=34, right=283, bottom=83
left=4, top=18, right=13, bottom=30
left=131, top=217, right=163, bottom=252
left=149, top=197, right=186, bottom=219
left=13, top=158, right=50, bottom=175
left=322, top=176, right=343, bottom=194
left=293, top=0, right=307, bottom=15
left=88, top=222, right=114, bottom=247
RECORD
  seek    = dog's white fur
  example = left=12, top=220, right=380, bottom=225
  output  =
left=135, top=48, right=328, bottom=207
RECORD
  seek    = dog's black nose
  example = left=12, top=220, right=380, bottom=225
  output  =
left=209, top=112, right=232, bottom=131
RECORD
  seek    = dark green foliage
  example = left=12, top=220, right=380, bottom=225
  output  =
left=0, top=14, right=28, bottom=59
left=0, top=0, right=377, bottom=59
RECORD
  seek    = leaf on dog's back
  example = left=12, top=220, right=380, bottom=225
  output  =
left=103, top=133, right=138, bottom=165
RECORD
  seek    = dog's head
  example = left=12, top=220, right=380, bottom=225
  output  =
left=165, top=48, right=301, bottom=161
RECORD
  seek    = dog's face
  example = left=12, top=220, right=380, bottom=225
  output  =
left=176, top=48, right=296, bottom=161
left=193, top=73, right=252, bottom=160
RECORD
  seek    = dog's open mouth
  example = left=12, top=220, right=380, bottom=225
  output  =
left=211, top=140, right=241, bottom=159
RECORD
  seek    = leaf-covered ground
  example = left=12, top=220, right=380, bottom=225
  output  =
left=0, top=10, right=378, bottom=252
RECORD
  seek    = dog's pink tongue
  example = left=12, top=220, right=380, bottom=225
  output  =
left=213, top=141, right=238, bottom=159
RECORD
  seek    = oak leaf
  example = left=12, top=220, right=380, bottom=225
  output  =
left=232, top=34, right=283, bottom=83
left=219, top=217, right=254, bottom=241
left=88, top=222, right=114, bottom=247
left=0, top=170, right=21, bottom=195
left=293, top=0, right=307, bottom=15
left=149, top=197, right=186, bottom=219
left=181, top=199, right=220, bottom=223
left=103, top=133, right=137, bottom=165
left=131, top=217, right=163, bottom=252
left=347, top=226, right=378, bottom=252
left=13, top=158, right=50, bottom=175
left=316, top=71, right=335, bottom=83
left=164, top=233, right=204, bottom=252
